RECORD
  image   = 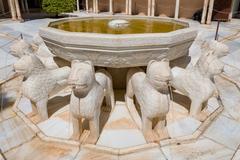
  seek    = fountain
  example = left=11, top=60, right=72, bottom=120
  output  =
left=39, top=16, right=197, bottom=68
left=1, top=15, right=228, bottom=159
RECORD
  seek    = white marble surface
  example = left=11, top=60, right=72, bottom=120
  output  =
left=221, top=49, right=240, bottom=71
left=0, top=108, right=16, bottom=122
left=18, top=97, right=33, bottom=115
left=206, top=97, right=220, bottom=113
left=168, top=117, right=201, bottom=138
left=232, top=149, right=240, bottom=160
left=161, top=137, right=234, bottom=160
left=0, top=116, right=35, bottom=152
left=119, top=147, right=166, bottom=160
left=37, top=105, right=72, bottom=139
left=215, top=76, right=240, bottom=121
left=203, top=115, right=240, bottom=150
left=75, top=148, right=118, bottom=160
left=97, top=101, right=146, bottom=149
left=5, top=137, right=78, bottom=160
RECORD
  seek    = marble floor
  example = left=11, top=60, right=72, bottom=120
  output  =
left=0, top=14, right=240, bottom=159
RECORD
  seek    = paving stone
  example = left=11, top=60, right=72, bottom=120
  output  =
left=0, top=108, right=16, bottom=122
left=0, top=116, right=35, bottom=152
left=5, top=137, right=79, bottom=160
left=75, top=148, right=118, bottom=160
left=232, top=149, right=240, bottom=160
left=97, top=101, right=146, bottom=149
left=161, top=137, right=234, bottom=160
left=215, top=76, right=240, bottom=121
left=204, top=115, right=240, bottom=150
left=119, top=147, right=166, bottom=160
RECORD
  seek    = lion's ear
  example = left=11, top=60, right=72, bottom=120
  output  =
left=85, top=60, right=95, bottom=73
left=71, top=60, right=80, bottom=67
left=147, top=60, right=156, bottom=73
left=161, top=58, right=170, bottom=65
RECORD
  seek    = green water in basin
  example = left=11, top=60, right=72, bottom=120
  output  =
left=49, top=18, right=186, bottom=34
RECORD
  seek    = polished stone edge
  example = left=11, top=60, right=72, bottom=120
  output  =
left=39, top=25, right=197, bottom=47
left=82, top=143, right=159, bottom=155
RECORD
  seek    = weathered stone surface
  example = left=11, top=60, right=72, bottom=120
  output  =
left=97, top=101, right=146, bottom=148
left=39, top=16, right=197, bottom=68
left=14, top=54, right=70, bottom=121
left=167, top=117, right=201, bottom=138
left=68, top=60, right=114, bottom=144
left=75, top=148, right=118, bottom=160
left=0, top=108, right=16, bottom=122
left=171, top=40, right=226, bottom=121
left=204, top=115, right=240, bottom=150
left=37, top=105, right=73, bottom=139
left=5, top=138, right=78, bottom=160
left=126, top=59, right=172, bottom=143
left=232, top=149, right=240, bottom=160
left=0, top=116, right=35, bottom=152
left=215, top=76, right=240, bottom=121
left=161, top=138, right=234, bottom=160
left=119, top=147, right=166, bottom=160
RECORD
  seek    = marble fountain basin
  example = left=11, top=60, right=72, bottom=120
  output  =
left=39, top=16, right=197, bottom=68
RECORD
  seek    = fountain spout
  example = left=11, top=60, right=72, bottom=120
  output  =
left=108, top=19, right=129, bottom=29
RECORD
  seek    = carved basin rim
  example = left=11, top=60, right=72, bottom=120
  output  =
left=39, top=16, right=198, bottom=68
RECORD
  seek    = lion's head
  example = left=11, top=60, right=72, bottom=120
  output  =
left=146, top=59, right=172, bottom=92
left=14, top=55, right=45, bottom=78
left=198, top=51, right=224, bottom=78
left=10, top=40, right=33, bottom=58
left=68, top=60, right=96, bottom=98
left=201, top=40, right=229, bottom=58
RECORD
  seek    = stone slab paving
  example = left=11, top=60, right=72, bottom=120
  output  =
left=5, top=137, right=79, bottom=160
left=97, top=101, right=146, bottom=149
left=75, top=148, right=118, bottom=160
left=215, top=76, right=240, bottom=121
left=37, top=105, right=73, bottom=139
left=161, top=137, right=234, bottom=160
left=119, top=147, right=166, bottom=160
left=0, top=116, right=35, bottom=152
left=203, top=115, right=240, bottom=150
left=0, top=107, right=16, bottom=122
left=1, top=19, right=52, bottom=37
left=167, top=117, right=201, bottom=138
left=222, top=49, right=240, bottom=71
left=232, top=149, right=240, bottom=160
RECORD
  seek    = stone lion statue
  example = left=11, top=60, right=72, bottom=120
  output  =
left=126, top=59, right=172, bottom=143
left=10, top=38, right=58, bottom=69
left=68, top=60, right=115, bottom=144
left=171, top=48, right=225, bottom=121
left=14, top=54, right=70, bottom=121
left=190, top=39, right=229, bottom=67
left=32, top=34, right=44, bottom=47
left=10, top=39, right=33, bottom=58
left=202, top=40, right=229, bottom=58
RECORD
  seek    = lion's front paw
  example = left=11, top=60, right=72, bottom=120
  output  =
left=85, top=134, right=99, bottom=144
left=155, top=127, right=170, bottom=140
left=143, top=131, right=158, bottom=143
left=71, top=133, right=80, bottom=141
left=194, top=111, right=209, bottom=122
